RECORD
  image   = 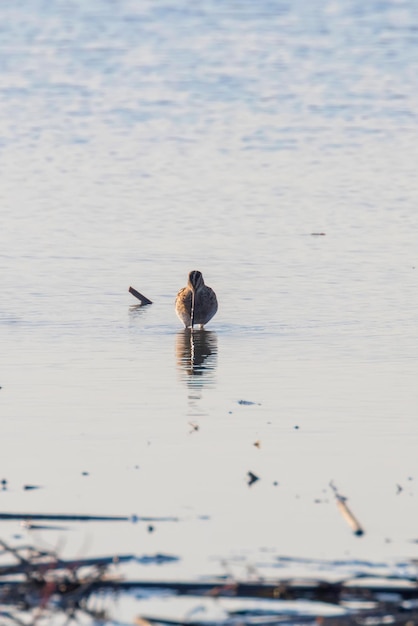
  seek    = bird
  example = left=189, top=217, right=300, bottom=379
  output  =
left=175, top=270, right=218, bottom=329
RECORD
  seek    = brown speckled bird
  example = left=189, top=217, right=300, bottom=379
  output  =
left=175, top=270, right=218, bottom=329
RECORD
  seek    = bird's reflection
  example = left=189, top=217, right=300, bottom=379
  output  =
left=176, top=329, right=218, bottom=386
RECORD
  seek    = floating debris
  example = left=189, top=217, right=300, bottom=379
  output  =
left=125, top=575, right=418, bottom=601
left=130, top=577, right=418, bottom=626
left=189, top=422, right=199, bottom=433
left=0, top=539, right=178, bottom=577
left=1, top=479, right=7, bottom=491
left=238, top=400, right=260, bottom=406
left=330, top=481, right=365, bottom=537
left=129, top=286, right=153, bottom=305
left=21, top=522, right=69, bottom=531
left=253, top=440, right=261, bottom=449
left=137, top=553, right=179, bottom=565
left=23, top=484, right=42, bottom=491
left=0, top=537, right=133, bottom=578
left=0, top=512, right=179, bottom=523
left=0, top=538, right=417, bottom=625
left=0, top=538, right=181, bottom=623
left=311, top=232, right=326, bottom=236
left=247, top=472, right=260, bottom=487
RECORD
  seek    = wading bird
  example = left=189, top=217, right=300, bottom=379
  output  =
left=175, top=270, right=218, bottom=329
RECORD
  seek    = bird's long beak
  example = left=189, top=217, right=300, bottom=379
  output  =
left=190, top=290, right=195, bottom=329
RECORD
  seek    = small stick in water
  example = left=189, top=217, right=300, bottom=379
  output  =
left=330, top=481, right=365, bottom=536
left=247, top=471, right=260, bottom=487
left=129, top=286, right=153, bottom=305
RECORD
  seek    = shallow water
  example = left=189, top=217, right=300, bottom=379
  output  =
left=1, top=0, right=418, bottom=622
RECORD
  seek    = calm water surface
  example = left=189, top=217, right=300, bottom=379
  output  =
left=1, top=0, right=418, bottom=622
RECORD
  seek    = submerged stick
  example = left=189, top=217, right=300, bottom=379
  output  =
left=129, top=286, right=153, bottom=305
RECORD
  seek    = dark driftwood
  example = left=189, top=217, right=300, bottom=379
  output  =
left=0, top=554, right=134, bottom=578
left=136, top=610, right=418, bottom=626
left=129, top=286, right=153, bottom=305
left=94, top=577, right=418, bottom=603
left=0, top=512, right=130, bottom=522
left=0, top=536, right=417, bottom=626
left=0, top=539, right=177, bottom=578
left=0, top=512, right=178, bottom=523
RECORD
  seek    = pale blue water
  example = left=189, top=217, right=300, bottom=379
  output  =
left=1, top=0, right=418, bottom=623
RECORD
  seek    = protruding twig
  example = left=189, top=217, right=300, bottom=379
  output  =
left=129, top=286, right=153, bottom=305
left=330, top=481, right=365, bottom=536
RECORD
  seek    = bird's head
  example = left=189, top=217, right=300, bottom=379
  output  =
left=188, top=270, right=204, bottom=292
